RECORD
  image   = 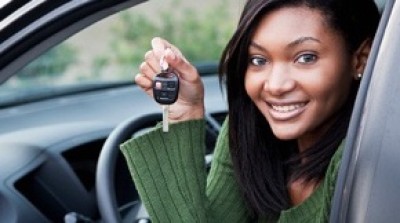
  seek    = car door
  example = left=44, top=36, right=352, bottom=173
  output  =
left=330, top=0, right=400, bottom=222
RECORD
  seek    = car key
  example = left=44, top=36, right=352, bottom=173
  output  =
left=153, top=56, right=179, bottom=132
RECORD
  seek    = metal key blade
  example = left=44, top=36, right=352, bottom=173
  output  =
left=162, top=105, right=169, bottom=132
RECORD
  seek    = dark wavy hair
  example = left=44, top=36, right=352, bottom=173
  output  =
left=219, top=0, right=380, bottom=217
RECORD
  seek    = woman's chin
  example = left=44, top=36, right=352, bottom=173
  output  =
left=270, top=128, right=300, bottom=141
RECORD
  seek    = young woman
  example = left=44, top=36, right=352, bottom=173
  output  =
left=121, top=0, right=380, bottom=222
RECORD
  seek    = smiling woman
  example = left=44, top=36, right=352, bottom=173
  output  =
left=120, top=0, right=380, bottom=222
left=243, top=6, right=368, bottom=207
left=245, top=6, right=356, bottom=147
left=220, top=0, right=379, bottom=217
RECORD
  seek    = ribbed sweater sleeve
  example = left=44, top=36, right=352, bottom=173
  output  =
left=120, top=119, right=251, bottom=223
left=205, top=119, right=252, bottom=222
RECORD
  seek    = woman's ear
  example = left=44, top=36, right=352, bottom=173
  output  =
left=352, top=38, right=372, bottom=80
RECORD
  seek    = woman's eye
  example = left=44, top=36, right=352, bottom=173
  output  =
left=296, top=54, right=317, bottom=64
left=249, top=56, right=267, bottom=66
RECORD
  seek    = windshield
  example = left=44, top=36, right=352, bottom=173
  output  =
left=0, top=0, right=243, bottom=107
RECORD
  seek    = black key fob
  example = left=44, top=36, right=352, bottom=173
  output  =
left=153, top=71, right=179, bottom=105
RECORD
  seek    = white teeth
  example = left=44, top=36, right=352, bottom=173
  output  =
left=271, top=103, right=305, bottom=112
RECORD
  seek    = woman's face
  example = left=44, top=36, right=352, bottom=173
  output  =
left=245, top=6, right=356, bottom=150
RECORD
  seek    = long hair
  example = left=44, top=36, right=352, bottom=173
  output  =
left=219, top=0, right=380, bottom=217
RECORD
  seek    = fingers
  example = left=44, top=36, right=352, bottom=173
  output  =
left=134, top=73, right=152, bottom=92
left=163, top=48, right=199, bottom=82
left=136, top=53, right=156, bottom=92
left=135, top=37, right=205, bottom=121
left=139, top=37, right=176, bottom=80
left=140, top=51, right=158, bottom=80
left=137, top=37, right=200, bottom=91
left=151, top=37, right=199, bottom=83
left=151, top=37, right=169, bottom=57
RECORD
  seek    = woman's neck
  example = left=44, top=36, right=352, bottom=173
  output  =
left=288, top=179, right=319, bottom=206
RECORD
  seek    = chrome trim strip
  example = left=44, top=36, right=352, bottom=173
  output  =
left=0, top=0, right=47, bottom=31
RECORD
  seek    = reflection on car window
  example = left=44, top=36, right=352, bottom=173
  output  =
left=0, top=0, right=243, bottom=106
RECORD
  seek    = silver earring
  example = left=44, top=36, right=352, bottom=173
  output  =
left=357, top=73, right=362, bottom=79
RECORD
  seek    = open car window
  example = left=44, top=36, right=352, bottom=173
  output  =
left=0, top=0, right=243, bottom=108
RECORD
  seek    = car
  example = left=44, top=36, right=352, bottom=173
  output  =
left=0, top=0, right=397, bottom=222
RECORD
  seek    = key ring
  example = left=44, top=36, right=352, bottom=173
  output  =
left=160, top=56, right=166, bottom=72
left=159, top=47, right=171, bottom=72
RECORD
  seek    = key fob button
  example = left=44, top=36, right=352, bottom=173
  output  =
left=167, top=82, right=176, bottom=88
left=160, top=91, right=168, bottom=97
left=168, top=92, right=177, bottom=98
left=155, top=81, right=162, bottom=89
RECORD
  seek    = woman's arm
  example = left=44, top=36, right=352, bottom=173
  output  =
left=120, top=118, right=251, bottom=222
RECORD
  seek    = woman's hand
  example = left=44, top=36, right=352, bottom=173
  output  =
left=135, top=37, right=205, bottom=122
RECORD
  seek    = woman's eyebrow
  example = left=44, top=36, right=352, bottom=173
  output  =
left=249, top=41, right=267, bottom=52
left=287, top=36, right=321, bottom=49
left=249, top=37, right=321, bottom=52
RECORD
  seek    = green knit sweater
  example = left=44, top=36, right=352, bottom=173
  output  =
left=120, top=119, right=343, bottom=223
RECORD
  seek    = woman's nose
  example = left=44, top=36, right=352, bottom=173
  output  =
left=263, top=64, right=296, bottom=96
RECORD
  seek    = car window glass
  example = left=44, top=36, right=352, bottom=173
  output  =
left=0, top=0, right=244, bottom=106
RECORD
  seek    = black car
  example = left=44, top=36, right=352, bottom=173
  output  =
left=0, top=0, right=398, bottom=222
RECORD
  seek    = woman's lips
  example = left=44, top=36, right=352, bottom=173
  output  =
left=267, top=102, right=307, bottom=121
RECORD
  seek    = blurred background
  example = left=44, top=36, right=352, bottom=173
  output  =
left=2, top=0, right=244, bottom=88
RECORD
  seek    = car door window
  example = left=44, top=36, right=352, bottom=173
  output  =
left=0, top=0, right=244, bottom=107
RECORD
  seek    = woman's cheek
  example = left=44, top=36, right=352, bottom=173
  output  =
left=244, top=70, right=263, bottom=99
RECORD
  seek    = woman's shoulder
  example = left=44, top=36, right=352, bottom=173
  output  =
left=211, top=116, right=231, bottom=162
left=321, top=140, right=345, bottom=203
left=328, top=140, right=345, bottom=175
